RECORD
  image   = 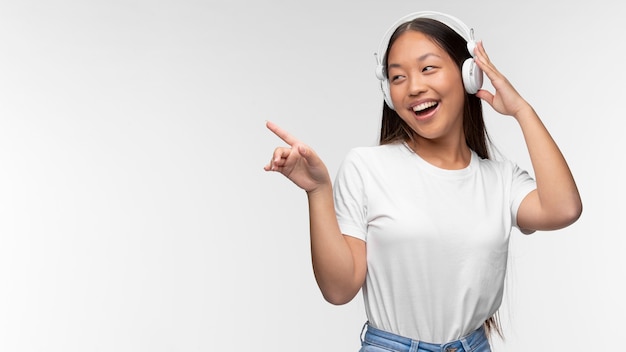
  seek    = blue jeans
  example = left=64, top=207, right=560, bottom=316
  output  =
left=359, top=322, right=491, bottom=352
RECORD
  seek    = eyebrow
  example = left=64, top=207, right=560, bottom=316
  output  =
left=388, top=52, right=442, bottom=69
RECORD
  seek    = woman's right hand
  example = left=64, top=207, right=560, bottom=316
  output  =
left=264, top=121, right=331, bottom=193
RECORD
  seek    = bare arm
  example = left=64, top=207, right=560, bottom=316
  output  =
left=474, top=42, right=582, bottom=232
left=510, top=105, right=582, bottom=231
left=264, top=121, right=366, bottom=304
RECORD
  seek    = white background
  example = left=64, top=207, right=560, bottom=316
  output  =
left=0, top=0, right=623, bottom=351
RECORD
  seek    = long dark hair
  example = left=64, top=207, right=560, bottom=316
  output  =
left=378, top=17, right=503, bottom=339
left=378, top=18, right=492, bottom=160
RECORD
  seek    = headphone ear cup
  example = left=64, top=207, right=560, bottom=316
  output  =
left=376, top=63, right=395, bottom=109
left=466, top=41, right=477, bottom=58
left=375, top=64, right=385, bottom=81
left=462, top=58, right=483, bottom=94
left=381, top=78, right=395, bottom=110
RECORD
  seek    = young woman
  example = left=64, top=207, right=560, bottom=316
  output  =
left=264, top=11, right=582, bottom=352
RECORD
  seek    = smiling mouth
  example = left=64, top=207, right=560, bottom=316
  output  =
left=412, top=101, right=438, bottom=117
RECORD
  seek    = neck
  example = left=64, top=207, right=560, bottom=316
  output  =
left=406, top=136, right=472, bottom=170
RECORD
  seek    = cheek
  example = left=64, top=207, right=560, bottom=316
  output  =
left=433, top=73, right=466, bottom=109
left=389, top=82, right=412, bottom=111
left=448, top=69, right=466, bottom=94
left=389, top=83, right=403, bottom=103
left=437, top=69, right=463, bottom=92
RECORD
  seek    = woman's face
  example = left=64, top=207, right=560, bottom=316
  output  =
left=387, top=30, right=466, bottom=144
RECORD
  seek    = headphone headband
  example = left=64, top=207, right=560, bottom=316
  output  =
left=375, top=11, right=475, bottom=68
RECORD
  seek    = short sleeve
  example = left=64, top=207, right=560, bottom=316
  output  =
left=509, top=162, right=537, bottom=231
left=333, top=150, right=368, bottom=241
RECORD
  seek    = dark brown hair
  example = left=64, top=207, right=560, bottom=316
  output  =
left=378, top=18, right=492, bottom=160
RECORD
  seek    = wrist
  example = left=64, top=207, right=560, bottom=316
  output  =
left=512, top=102, right=535, bottom=121
left=306, top=181, right=332, bottom=198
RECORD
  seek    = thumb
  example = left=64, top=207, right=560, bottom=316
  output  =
left=298, top=145, right=309, bottom=158
left=475, top=89, right=494, bottom=106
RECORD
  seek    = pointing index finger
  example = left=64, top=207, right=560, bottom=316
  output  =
left=266, top=120, right=299, bottom=146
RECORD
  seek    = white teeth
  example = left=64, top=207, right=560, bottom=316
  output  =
left=412, top=101, right=437, bottom=112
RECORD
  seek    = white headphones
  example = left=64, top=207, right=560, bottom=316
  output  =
left=375, top=11, right=483, bottom=110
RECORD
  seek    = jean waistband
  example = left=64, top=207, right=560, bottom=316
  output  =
left=361, top=322, right=488, bottom=352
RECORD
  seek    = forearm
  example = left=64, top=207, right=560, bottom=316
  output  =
left=306, top=185, right=362, bottom=304
left=516, top=104, right=582, bottom=223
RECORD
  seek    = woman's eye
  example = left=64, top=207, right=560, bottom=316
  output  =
left=390, top=75, right=404, bottom=82
left=422, top=66, right=435, bottom=72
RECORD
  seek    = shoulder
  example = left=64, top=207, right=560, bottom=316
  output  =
left=474, top=153, right=536, bottom=189
left=344, top=143, right=407, bottom=162
left=337, top=143, right=407, bottom=179
left=475, top=153, right=519, bottom=174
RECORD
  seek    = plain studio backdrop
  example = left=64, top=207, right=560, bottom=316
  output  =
left=0, top=0, right=622, bottom=351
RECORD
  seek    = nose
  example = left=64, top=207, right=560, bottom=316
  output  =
left=408, top=73, right=426, bottom=96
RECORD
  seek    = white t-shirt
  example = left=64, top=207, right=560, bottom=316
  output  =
left=333, top=142, right=536, bottom=343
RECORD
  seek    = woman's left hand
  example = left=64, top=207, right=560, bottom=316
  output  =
left=473, top=41, right=531, bottom=119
